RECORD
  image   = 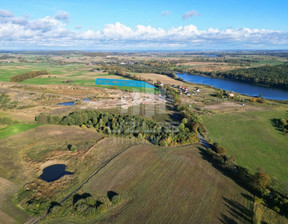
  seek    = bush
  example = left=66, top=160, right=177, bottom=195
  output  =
left=273, top=206, right=281, bottom=213
left=111, top=195, right=123, bottom=205
left=97, top=203, right=107, bottom=213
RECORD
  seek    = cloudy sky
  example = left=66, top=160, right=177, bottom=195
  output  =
left=1, top=0, right=288, bottom=50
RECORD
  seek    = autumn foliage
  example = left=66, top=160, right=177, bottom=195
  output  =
left=10, top=70, right=48, bottom=82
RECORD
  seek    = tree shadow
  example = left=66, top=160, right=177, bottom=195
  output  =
left=107, top=191, right=118, bottom=202
left=222, top=197, right=253, bottom=224
left=218, top=214, right=239, bottom=224
left=197, top=146, right=258, bottom=197
left=241, top=193, right=253, bottom=201
left=73, top=192, right=92, bottom=205
left=47, top=201, right=61, bottom=214
left=270, top=118, right=283, bottom=132
left=95, top=200, right=103, bottom=208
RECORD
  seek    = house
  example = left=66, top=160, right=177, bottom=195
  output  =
left=229, top=92, right=234, bottom=97
left=195, top=88, right=200, bottom=92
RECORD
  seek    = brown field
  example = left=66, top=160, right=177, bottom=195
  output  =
left=42, top=144, right=254, bottom=224
left=133, top=73, right=185, bottom=85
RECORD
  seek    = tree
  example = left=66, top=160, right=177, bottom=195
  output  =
left=254, top=168, right=270, bottom=190
left=179, top=123, right=185, bottom=132
left=212, top=142, right=227, bottom=155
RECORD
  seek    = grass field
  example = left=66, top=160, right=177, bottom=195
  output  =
left=203, top=109, right=288, bottom=193
left=0, top=123, right=41, bottom=140
left=0, top=63, right=158, bottom=92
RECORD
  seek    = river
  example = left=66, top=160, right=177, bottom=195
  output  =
left=177, top=73, right=288, bottom=101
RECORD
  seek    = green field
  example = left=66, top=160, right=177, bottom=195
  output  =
left=0, top=63, right=157, bottom=92
left=203, top=109, right=288, bottom=193
left=0, top=124, right=42, bottom=139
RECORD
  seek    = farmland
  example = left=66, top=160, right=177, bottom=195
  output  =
left=43, top=144, right=254, bottom=224
left=0, top=52, right=288, bottom=223
left=203, top=108, right=288, bottom=193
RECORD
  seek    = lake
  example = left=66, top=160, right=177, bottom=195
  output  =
left=39, top=164, right=73, bottom=182
left=177, top=73, right=288, bottom=101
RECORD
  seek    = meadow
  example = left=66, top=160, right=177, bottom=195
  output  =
left=0, top=63, right=157, bottom=93
left=203, top=108, right=288, bottom=193
left=0, top=123, right=41, bottom=139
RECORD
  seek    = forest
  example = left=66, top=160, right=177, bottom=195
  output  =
left=35, top=110, right=199, bottom=146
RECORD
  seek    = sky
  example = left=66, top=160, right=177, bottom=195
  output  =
left=0, top=0, right=288, bottom=50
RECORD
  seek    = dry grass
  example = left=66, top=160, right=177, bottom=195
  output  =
left=0, top=178, right=30, bottom=224
left=132, top=73, right=185, bottom=85
left=72, top=144, right=255, bottom=224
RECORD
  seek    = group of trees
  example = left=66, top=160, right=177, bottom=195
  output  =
left=35, top=110, right=199, bottom=146
left=205, top=142, right=288, bottom=216
left=49, top=191, right=122, bottom=218
left=165, top=86, right=205, bottom=134
left=10, top=70, right=49, bottom=82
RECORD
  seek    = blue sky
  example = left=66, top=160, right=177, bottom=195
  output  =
left=1, top=0, right=288, bottom=50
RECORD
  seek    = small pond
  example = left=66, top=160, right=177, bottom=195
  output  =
left=39, top=164, right=73, bottom=182
left=57, top=98, right=90, bottom=106
left=57, top=101, right=75, bottom=106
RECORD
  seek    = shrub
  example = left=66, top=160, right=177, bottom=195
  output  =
left=111, top=195, right=123, bottom=205
left=10, top=71, right=48, bottom=82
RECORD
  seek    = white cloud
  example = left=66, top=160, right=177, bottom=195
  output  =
left=0, top=9, right=287, bottom=50
left=0, top=9, right=13, bottom=17
left=182, top=10, right=200, bottom=20
left=54, top=10, right=70, bottom=23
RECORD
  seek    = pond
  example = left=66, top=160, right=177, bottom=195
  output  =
left=57, top=98, right=90, bottom=106
left=39, top=164, right=73, bottom=182
left=177, top=73, right=288, bottom=101
left=57, top=101, right=75, bottom=106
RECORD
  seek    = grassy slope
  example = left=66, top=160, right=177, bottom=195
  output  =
left=0, top=124, right=41, bottom=140
left=203, top=109, right=288, bottom=193
left=44, top=144, right=254, bottom=224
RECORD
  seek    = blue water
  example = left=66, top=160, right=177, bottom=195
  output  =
left=40, top=164, right=73, bottom=182
left=177, top=73, right=288, bottom=101
left=95, top=78, right=155, bottom=88
left=57, top=101, right=75, bottom=106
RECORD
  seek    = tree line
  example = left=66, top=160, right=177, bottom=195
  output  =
left=10, top=70, right=49, bottom=82
left=205, top=142, right=288, bottom=217
left=35, top=110, right=199, bottom=146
